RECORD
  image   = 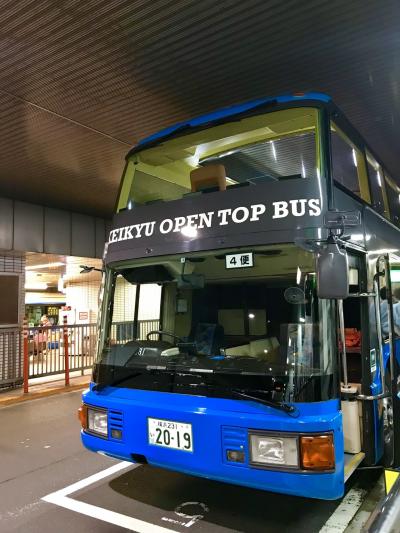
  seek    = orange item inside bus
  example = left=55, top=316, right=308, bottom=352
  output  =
left=345, top=328, right=361, bottom=348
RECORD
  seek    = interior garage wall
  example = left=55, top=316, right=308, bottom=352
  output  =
left=65, top=278, right=102, bottom=323
left=0, top=197, right=110, bottom=258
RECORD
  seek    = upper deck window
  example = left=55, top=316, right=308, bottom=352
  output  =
left=366, top=152, right=390, bottom=218
left=200, top=131, right=317, bottom=184
left=330, top=124, right=362, bottom=197
left=385, top=172, right=400, bottom=226
left=330, top=122, right=373, bottom=205
left=120, top=108, right=319, bottom=209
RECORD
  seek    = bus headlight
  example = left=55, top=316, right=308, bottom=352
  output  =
left=87, top=408, right=108, bottom=437
left=249, top=433, right=298, bottom=467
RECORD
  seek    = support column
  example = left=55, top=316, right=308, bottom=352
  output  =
left=0, top=253, right=25, bottom=389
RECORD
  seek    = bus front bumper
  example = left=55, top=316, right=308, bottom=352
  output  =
left=80, top=385, right=344, bottom=500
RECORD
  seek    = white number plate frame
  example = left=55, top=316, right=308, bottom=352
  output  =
left=148, top=417, right=193, bottom=452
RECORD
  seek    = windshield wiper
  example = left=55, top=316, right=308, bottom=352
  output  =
left=230, top=389, right=297, bottom=415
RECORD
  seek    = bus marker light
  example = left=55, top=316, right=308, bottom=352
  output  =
left=78, top=404, right=88, bottom=430
left=300, top=434, right=334, bottom=470
left=111, top=429, right=123, bottom=440
left=227, top=450, right=245, bottom=463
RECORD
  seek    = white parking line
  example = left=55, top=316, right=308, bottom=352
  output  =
left=319, top=488, right=367, bottom=533
left=43, top=461, right=368, bottom=533
left=42, top=461, right=179, bottom=532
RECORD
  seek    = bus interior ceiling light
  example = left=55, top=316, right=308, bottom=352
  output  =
left=26, top=262, right=64, bottom=270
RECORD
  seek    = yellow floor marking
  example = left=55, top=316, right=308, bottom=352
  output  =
left=384, top=469, right=399, bottom=494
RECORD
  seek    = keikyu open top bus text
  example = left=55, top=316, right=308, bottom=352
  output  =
left=108, top=198, right=322, bottom=243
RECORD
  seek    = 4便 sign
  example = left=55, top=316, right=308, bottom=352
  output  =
left=225, top=252, right=254, bottom=269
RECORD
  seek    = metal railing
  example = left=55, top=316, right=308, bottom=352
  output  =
left=28, top=323, right=97, bottom=379
left=26, top=319, right=160, bottom=380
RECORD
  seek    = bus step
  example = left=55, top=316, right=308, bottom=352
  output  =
left=344, top=451, right=365, bottom=482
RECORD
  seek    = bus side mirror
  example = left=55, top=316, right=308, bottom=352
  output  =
left=317, top=240, right=349, bottom=299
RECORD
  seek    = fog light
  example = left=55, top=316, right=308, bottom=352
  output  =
left=87, top=408, right=108, bottom=437
left=227, top=449, right=245, bottom=463
left=250, top=433, right=298, bottom=467
left=111, top=429, right=123, bottom=440
left=300, top=434, right=335, bottom=470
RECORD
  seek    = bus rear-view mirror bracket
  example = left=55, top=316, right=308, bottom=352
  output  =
left=317, top=210, right=360, bottom=300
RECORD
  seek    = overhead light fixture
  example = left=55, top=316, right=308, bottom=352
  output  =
left=25, top=282, right=48, bottom=290
left=352, top=149, right=358, bottom=167
left=58, top=276, right=66, bottom=294
left=301, top=160, right=306, bottom=178
left=271, top=141, right=277, bottom=161
left=26, top=262, right=64, bottom=271
left=296, top=266, right=302, bottom=285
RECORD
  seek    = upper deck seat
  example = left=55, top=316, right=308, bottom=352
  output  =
left=190, top=164, right=227, bottom=192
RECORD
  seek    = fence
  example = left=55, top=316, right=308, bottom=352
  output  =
left=27, top=319, right=160, bottom=380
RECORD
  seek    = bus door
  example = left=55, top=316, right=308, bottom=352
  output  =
left=339, top=253, right=400, bottom=469
left=375, top=255, right=400, bottom=467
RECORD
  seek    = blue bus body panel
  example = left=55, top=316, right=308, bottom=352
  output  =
left=81, top=386, right=344, bottom=500
left=134, top=92, right=331, bottom=151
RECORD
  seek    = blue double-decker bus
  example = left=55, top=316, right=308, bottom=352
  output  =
left=79, top=93, right=400, bottom=499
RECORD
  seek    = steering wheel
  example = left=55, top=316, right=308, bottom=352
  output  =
left=146, top=330, right=183, bottom=344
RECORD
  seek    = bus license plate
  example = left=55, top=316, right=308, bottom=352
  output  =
left=148, top=418, right=193, bottom=452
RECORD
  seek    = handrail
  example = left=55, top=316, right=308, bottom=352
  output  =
left=363, top=473, right=400, bottom=532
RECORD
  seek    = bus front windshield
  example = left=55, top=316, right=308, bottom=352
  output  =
left=95, top=245, right=338, bottom=404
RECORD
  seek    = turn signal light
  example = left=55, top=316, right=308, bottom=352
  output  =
left=78, top=404, right=88, bottom=430
left=300, top=434, right=335, bottom=470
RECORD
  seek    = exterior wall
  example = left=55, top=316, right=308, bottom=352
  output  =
left=113, top=277, right=136, bottom=322
left=0, top=196, right=110, bottom=258
left=64, top=277, right=161, bottom=324
left=65, top=276, right=102, bottom=324
left=0, top=254, right=25, bottom=388
left=113, top=278, right=161, bottom=322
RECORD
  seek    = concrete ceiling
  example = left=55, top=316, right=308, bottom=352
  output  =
left=0, top=0, right=399, bottom=217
